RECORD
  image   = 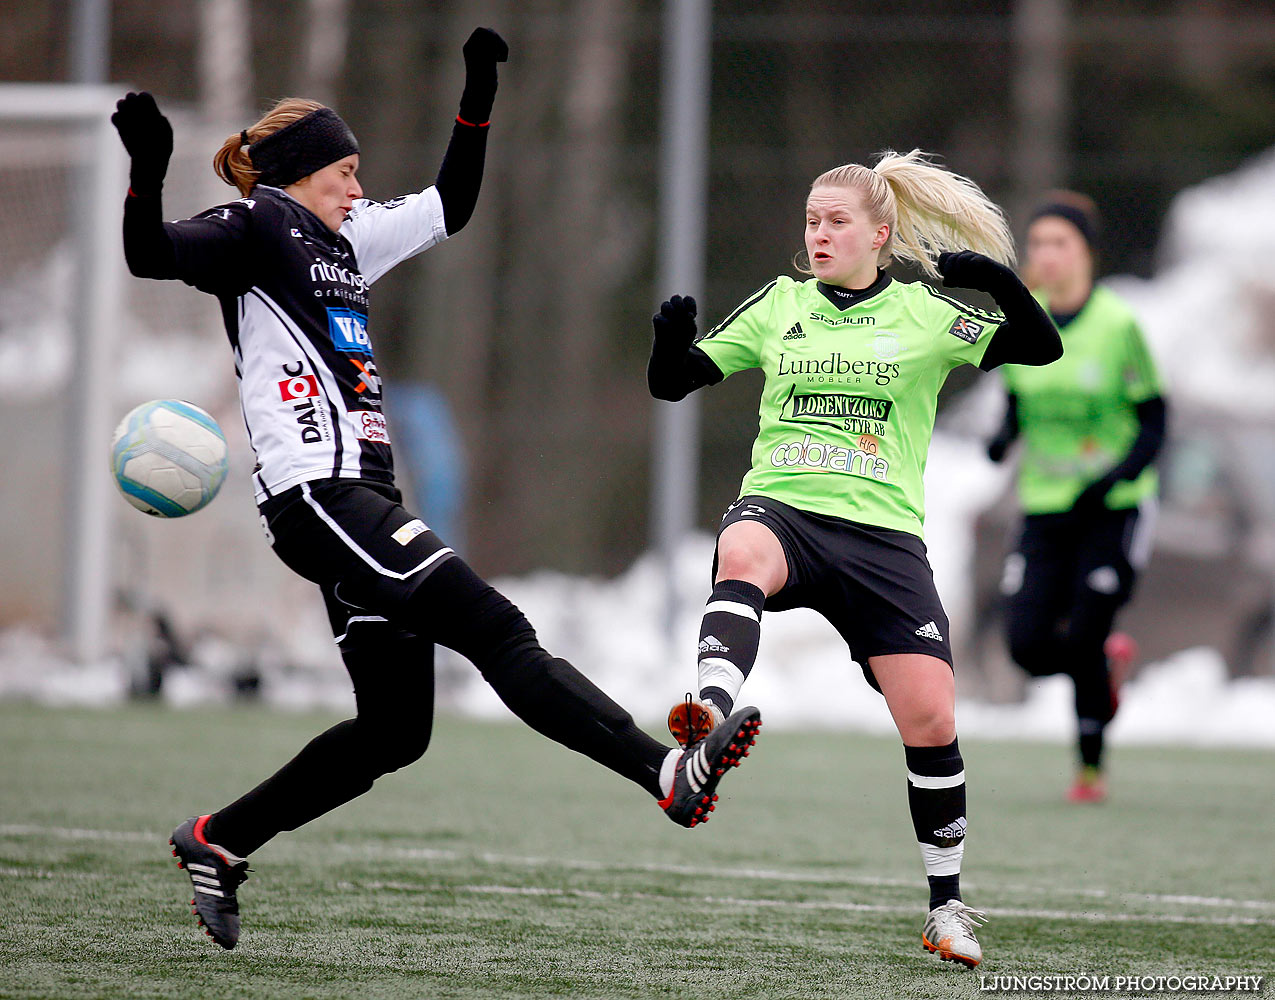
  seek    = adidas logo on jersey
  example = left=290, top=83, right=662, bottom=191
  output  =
left=698, top=635, right=730, bottom=655
left=782, top=322, right=805, bottom=341
left=915, top=620, right=944, bottom=641
left=933, top=816, right=967, bottom=841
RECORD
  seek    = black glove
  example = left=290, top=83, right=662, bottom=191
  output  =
left=986, top=435, right=1011, bottom=464
left=1072, top=475, right=1118, bottom=517
left=651, top=295, right=698, bottom=355
left=458, top=27, right=509, bottom=124
left=111, top=91, right=173, bottom=197
left=937, top=250, right=1019, bottom=298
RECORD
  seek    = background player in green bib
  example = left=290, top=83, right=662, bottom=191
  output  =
left=987, top=192, right=1167, bottom=804
left=648, top=150, right=1063, bottom=968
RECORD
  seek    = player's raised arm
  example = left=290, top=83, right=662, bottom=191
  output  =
left=936, top=251, right=1063, bottom=370
left=434, top=26, right=508, bottom=235
left=113, top=91, right=178, bottom=279
left=647, top=295, right=726, bottom=401
left=114, top=91, right=257, bottom=293
left=340, top=27, right=508, bottom=286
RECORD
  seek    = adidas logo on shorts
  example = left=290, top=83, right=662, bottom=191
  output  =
left=915, top=620, right=944, bottom=641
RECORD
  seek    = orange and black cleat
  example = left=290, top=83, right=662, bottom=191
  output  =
left=667, top=694, right=724, bottom=747
left=660, top=706, right=761, bottom=827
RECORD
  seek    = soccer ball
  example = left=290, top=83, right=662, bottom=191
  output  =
left=111, top=399, right=229, bottom=517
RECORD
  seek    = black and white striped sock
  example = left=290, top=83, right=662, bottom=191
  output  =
left=905, top=739, right=967, bottom=911
left=696, top=579, right=765, bottom=717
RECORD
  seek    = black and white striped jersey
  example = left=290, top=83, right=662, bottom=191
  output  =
left=158, top=184, right=448, bottom=500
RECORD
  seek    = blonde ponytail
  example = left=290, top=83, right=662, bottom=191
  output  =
left=810, top=150, right=1015, bottom=280
left=212, top=97, right=328, bottom=196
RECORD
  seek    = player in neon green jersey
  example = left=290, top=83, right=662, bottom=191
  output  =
left=648, top=150, right=1063, bottom=968
left=986, top=192, right=1167, bottom=804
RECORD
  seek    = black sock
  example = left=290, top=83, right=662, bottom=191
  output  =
left=1078, top=722, right=1105, bottom=769
left=1073, top=649, right=1113, bottom=770
left=696, top=579, right=765, bottom=717
left=904, top=740, right=966, bottom=911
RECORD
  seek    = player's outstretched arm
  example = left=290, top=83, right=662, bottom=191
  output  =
left=937, top=251, right=1063, bottom=370
left=434, top=27, right=508, bottom=236
left=647, top=295, right=724, bottom=401
left=113, top=91, right=178, bottom=278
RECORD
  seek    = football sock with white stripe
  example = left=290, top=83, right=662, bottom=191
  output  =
left=697, top=580, right=765, bottom=717
left=905, top=739, right=967, bottom=911
left=657, top=747, right=681, bottom=797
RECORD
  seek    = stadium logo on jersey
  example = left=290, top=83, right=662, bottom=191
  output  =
left=278, top=374, right=320, bottom=401
left=349, top=410, right=390, bottom=444
left=327, top=307, right=372, bottom=356
left=782, top=322, right=805, bottom=341
left=808, top=312, right=875, bottom=327
left=947, top=316, right=984, bottom=344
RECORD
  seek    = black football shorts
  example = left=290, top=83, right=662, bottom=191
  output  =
left=715, top=494, right=954, bottom=690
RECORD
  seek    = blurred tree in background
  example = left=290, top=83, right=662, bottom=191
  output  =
left=6, top=0, right=1275, bottom=577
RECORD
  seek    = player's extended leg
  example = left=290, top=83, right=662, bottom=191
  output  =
left=872, top=652, right=985, bottom=968
left=401, top=556, right=760, bottom=828
left=669, top=518, right=785, bottom=745
left=172, top=622, right=435, bottom=949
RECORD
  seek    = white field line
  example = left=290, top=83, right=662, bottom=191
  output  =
left=3, top=823, right=1272, bottom=919
left=332, top=881, right=1269, bottom=928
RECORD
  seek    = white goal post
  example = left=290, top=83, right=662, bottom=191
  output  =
left=0, top=85, right=126, bottom=663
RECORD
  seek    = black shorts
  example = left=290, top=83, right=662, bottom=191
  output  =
left=716, top=495, right=953, bottom=690
left=258, top=478, right=456, bottom=644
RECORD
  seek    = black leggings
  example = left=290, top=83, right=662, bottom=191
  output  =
left=1003, top=506, right=1145, bottom=728
left=207, top=481, right=667, bottom=857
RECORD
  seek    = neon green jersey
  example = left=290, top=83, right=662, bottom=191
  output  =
left=1001, top=285, right=1160, bottom=514
left=696, top=273, right=1000, bottom=538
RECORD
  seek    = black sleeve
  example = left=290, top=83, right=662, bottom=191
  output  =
left=1106, top=395, right=1168, bottom=482
left=434, top=121, right=489, bottom=236
left=978, top=283, right=1063, bottom=371
left=648, top=344, right=725, bottom=402
left=122, top=192, right=178, bottom=279
left=986, top=393, right=1019, bottom=463
left=123, top=194, right=254, bottom=294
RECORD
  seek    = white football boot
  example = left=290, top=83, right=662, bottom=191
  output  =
left=922, top=899, right=987, bottom=968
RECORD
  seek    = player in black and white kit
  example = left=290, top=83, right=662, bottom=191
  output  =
left=113, top=29, right=761, bottom=951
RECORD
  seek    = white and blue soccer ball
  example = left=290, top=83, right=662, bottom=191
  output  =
left=111, top=399, right=229, bottom=517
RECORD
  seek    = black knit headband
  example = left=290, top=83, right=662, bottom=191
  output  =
left=246, top=107, right=359, bottom=188
left=1028, top=201, right=1098, bottom=249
